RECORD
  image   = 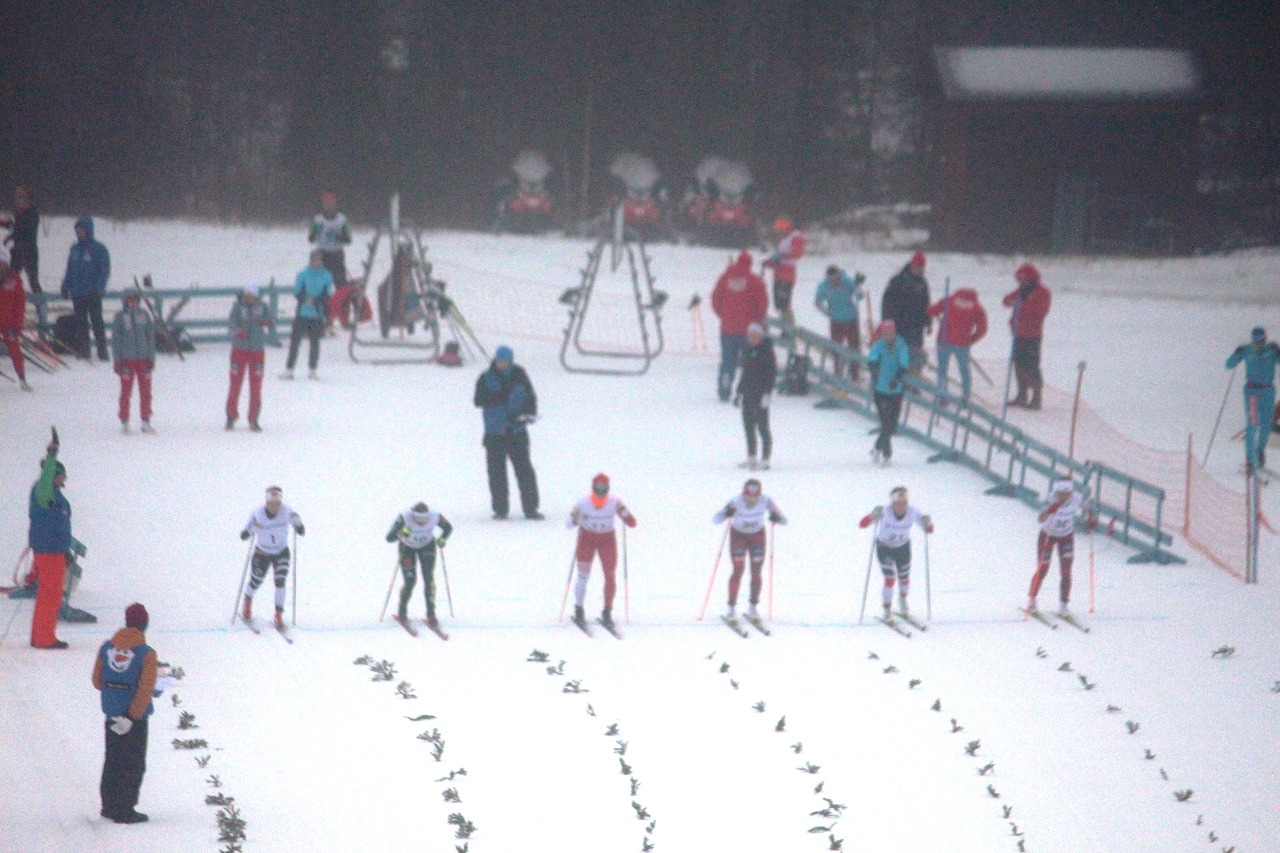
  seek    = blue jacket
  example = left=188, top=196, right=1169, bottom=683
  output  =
left=293, top=266, right=335, bottom=321
left=97, top=635, right=156, bottom=719
left=868, top=335, right=911, bottom=396
left=1227, top=342, right=1280, bottom=388
left=29, top=457, right=71, bottom=554
left=61, top=216, right=111, bottom=299
left=815, top=272, right=862, bottom=323
left=473, top=362, right=537, bottom=437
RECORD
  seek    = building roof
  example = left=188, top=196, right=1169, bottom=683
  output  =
left=934, top=47, right=1201, bottom=101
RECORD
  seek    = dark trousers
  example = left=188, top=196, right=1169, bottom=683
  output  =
left=286, top=316, right=323, bottom=370
left=718, top=333, right=747, bottom=401
left=320, top=251, right=347, bottom=288
left=742, top=396, right=772, bottom=460
left=72, top=296, right=108, bottom=358
left=12, top=243, right=39, bottom=292
left=398, top=543, right=438, bottom=616
left=1012, top=336, right=1043, bottom=397
left=101, top=716, right=148, bottom=818
left=484, top=432, right=539, bottom=516
left=874, top=392, right=903, bottom=458
left=830, top=320, right=861, bottom=381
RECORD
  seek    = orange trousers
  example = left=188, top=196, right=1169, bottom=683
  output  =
left=30, top=552, right=66, bottom=647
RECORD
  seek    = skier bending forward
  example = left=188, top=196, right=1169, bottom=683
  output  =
left=1028, top=478, right=1094, bottom=617
left=386, top=502, right=453, bottom=629
left=860, top=486, right=932, bottom=618
left=567, top=473, right=636, bottom=631
left=713, top=478, right=786, bottom=622
left=239, top=486, right=304, bottom=629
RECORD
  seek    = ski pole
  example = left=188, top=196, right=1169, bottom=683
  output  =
left=557, top=551, right=576, bottom=623
left=230, top=539, right=254, bottom=625
left=622, top=524, right=630, bottom=623
left=767, top=521, right=776, bottom=621
left=1204, top=367, right=1237, bottom=465
left=439, top=545, right=455, bottom=618
left=697, top=522, right=732, bottom=621
left=858, top=520, right=879, bottom=624
left=924, top=530, right=932, bottom=621
left=291, top=528, right=298, bottom=627
left=379, top=554, right=399, bottom=622
left=1088, top=525, right=1096, bottom=614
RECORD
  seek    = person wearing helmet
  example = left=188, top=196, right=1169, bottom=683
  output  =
left=712, top=479, right=786, bottom=623
left=1226, top=326, right=1280, bottom=474
left=762, top=217, right=804, bottom=326
left=386, top=501, right=454, bottom=629
left=1028, top=478, right=1094, bottom=617
left=0, top=247, right=31, bottom=390
left=308, top=192, right=352, bottom=288
left=859, top=486, right=934, bottom=620
left=566, top=473, right=637, bottom=632
left=1002, top=263, right=1052, bottom=410
left=238, top=486, right=305, bottom=630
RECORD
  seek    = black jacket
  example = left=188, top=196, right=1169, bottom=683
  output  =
left=881, top=265, right=931, bottom=347
left=736, top=339, right=778, bottom=400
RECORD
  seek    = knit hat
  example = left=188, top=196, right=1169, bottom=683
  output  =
left=1015, top=263, right=1040, bottom=284
left=909, top=251, right=926, bottom=270
left=772, top=217, right=793, bottom=233
left=1252, top=327, right=1266, bottom=343
left=495, top=345, right=514, bottom=363
left=743, top=478, right=762, bottom=497
left=321, top=191, right=338, bottom=207
left=125, top=603, right=149, bottom=630
left=879, top=319, right=897, bottom=335
left=592, top=472, right=610, bottom=492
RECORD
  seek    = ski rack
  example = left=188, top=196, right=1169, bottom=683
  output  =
left=559, top=206, right=668, bottom=376
left=348, top=194, right=486, bottom=366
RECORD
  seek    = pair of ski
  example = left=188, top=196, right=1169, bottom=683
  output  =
left=720, top=614, right=772, bottom=638
left=393, top=614, right=450, bottom=641
left=1024, top=607, right=1090, bottom=633
left=877, top=610, right=927, bottom=638
left=240, top=615, right=293, bottom=644
left=573, top=614, right=622, bottom=639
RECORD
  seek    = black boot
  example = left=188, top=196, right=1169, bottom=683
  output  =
left=573, top=605, right=586, bottom=624
left=600, top=608, right=614, bottom=629
left=1027, top=388, right=1042, bottom=410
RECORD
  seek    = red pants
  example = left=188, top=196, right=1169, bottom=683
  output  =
left=1, top=328, right=24, bottom=380
left=1030, top=531, right=1074, bottom=602
left=575, top=531, right=618, bottom=609
left=728, top=528, right=767, bottom=607
left=227, top=349, right=264, bottom=423
left=117, top=359, right=153, bottom=422
left=31, top=552, right=66, bottom=647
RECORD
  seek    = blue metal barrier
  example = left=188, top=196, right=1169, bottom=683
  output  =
left=771, top=319, right=1182, bottom=565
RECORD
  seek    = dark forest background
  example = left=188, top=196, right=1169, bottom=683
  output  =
left=2, top=0, right=1277, bottom=243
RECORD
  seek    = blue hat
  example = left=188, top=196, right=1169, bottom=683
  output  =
left=495, top=345, right=513, bottom=363
left=1252, top=327, right=1266, bottom=342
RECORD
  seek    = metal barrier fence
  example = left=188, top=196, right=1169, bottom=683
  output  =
left=30, top=286, right=286, bottom=346
left=772, top=319, right=1182, bottom=565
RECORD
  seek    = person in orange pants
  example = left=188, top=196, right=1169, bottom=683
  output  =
left=28, top=441, right=71, bottom=648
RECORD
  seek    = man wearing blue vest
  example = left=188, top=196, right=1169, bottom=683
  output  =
left=92, top=603, right=158, bottom=824
left=1226, top=327, right=1280, bottom=474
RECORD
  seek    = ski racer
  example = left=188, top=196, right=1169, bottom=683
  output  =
left=239, top=486, right=304, bottom=629
left=1027, top=478, right=1094, bottom=617
left=308, top=192, right=351, bottom=287
left=1226, top=327, right=1280, bottom=473
left=712, top=479, right=786, bottom=622
left=566, top=473, right=637, bottom=631
left=386, top=502, right=453, bottom=629
left=859, top=486, right=933, bottom=619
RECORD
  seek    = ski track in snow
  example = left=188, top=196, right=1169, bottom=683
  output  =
left=1, top=218, right=1277, bottom=852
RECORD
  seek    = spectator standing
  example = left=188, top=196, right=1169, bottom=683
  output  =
left=1002, top=263, right=1052, bottom=410
left=762, top=217, right=804, bottom=326
left=814, top=264, right=865, bottom=381
left=92, top=603, right=159, bottom=824
left=711, top=251, right=768, bottom=402
left=226, top=284, right=273, bottom=431
left=308, top=192, right=352, bottom=288
left=867, top=320, right=911, bottom=466
left=111, top=291, right=157, bottom=432
left=28, top=438, right=70, bottom=649
left=735, top=322, right=778, bottom=470
left=282, top=249, right=334, bottom=380
left=881, top=251, right=931, bottom=376
left=61, top=216, right=112, bottom=361
left=927, top=286, right=988, bottom=404
left=474, top=345, right=542, bottom=519
left=1, top=186, right=41, bottom=292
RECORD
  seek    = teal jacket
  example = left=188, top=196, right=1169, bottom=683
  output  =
left=868, top=335, right=911, bottom=396
left=293, top=266, right=334, bottom=321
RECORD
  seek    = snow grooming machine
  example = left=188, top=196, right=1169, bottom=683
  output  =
left=347, top=193, right=486, bottom=366
left=558, top=204, right=668, bottom=376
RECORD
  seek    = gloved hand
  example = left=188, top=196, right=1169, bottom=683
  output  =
left=722, top=504, right=736, bottom=518
left=515, top=414, right=537, bottom=425
left=295, top=524, right=306, bottom=536
left=386, top=529, right=400, bottom=543
left=624, top=514, right=637, bottom=528
left=435, top=536, right=447, bottom=549
left=109, top=715, right=133, bottom=736
left=858, top=513, right=874, bottom=529
left=924, top=522, right=935, bottom=534
left=759, top=393, right=771, bottom=410
left=768, top=511, right=786, bottom=525
left=854, top=272, right=867, bottom=285
left=240, top=530, right=251, bottom=541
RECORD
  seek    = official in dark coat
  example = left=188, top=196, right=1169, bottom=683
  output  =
left=734, top=322, right=778, bottom=469
left=474, top=345, right=542, bottom=519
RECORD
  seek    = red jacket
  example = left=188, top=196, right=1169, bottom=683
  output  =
left=762, top=229, right=805, bottom=284
left=711, top=253, right=769, bottom=335
left=1002, top=282, right=1051, bottom=338
left=0, top=270, right=25, bottom=329
left=927, top=288, right=987, bottom=347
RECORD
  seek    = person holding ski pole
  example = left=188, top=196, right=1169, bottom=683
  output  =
left=1226, top=327, right=1280, bottom=474
left=1027, top=478, right=1094, bottom=617
left=238, top=486, right=304, bottom=629
left=859, top=486, right=932, bottom=619
left=385, top=501, right=453, bottom=630
left=567, top=473, right=636, bottom=632
left=712, top=478, right=786, bottom=623
left=111, top=290, right=156, bottom=433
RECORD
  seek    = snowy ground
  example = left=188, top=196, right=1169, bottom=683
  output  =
left=1, top=218, right=1277, bottom=852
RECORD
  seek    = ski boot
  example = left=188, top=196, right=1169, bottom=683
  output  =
left=426, top=610, right=439, bottom=630
left=882, top=601, right=892, bottom=620
left=19, top=379, right=32, bottom=391
left=761, top=457, right=771, bottom=470
left=141, top=421, right=155, bottom=434
left=1057, top=601, right=1070, bottom=617
left=242, top=595, right=253, bottom=621
left=120, top=421, right=130, bottom=434
left=746, top=603, right=759, bottom=620
left=307, top=369, right=318, bottom=380
left=249, top=421, right=262, bottom=432
left=1007, top=391, right=1028, bottom=409
left=573, top=605, right=586, bottom=625
left=1027, top=388, right=1042, bottom=411
left=274, top=607, right=286, bottom=630
left=1025, top=596, right=1038, bottom=615
left=898, top=595, right=909, bottom=616
left=226, top=416, right=235, bottom=431
left=600, top=608, right=615, bottom=632
left=739, top=456, right=758, bottom=470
